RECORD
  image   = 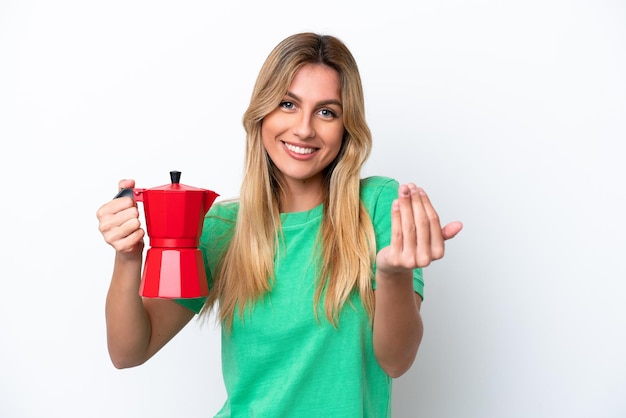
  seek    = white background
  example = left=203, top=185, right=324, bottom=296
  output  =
left=1, top=1, right=625, bottom=417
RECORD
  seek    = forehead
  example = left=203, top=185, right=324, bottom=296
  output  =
left=288, top=64, right=341, bottom=101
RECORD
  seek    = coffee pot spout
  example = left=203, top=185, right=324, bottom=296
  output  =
left=204, top=189, right=219, bottom=212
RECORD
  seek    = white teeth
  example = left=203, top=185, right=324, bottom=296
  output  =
left=284, top=143, right=315, bottom=155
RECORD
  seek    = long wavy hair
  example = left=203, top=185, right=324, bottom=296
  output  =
left=202, top=32, right=376, bottom=328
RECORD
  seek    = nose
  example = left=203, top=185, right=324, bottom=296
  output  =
left=293, top=112, right=315, bottom=139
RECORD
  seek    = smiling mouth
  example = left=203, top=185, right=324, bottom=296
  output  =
left=283, top=142, right=317, bottom=155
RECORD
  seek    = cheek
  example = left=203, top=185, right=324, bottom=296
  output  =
left=261, top=114, right=281, bottom=143
left=260, top=120, right=274, bottom=149
left=325, top=126, right=345, bottom=153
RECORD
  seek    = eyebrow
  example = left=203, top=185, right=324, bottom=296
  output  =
left=285, top=91, right=342, bottom=108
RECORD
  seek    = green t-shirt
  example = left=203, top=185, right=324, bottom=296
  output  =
left=177, top=176, right=423, bottom=417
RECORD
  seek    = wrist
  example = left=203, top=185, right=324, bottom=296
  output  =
left=376, top=265, right=412, bottom=280
left=375, top=268, right=413, bottom=288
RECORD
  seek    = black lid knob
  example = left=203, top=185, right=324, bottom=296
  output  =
left=170, top=171, right=181, bottom=184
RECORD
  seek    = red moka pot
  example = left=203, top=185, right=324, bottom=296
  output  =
left=117, top=171, right=219, bottom=298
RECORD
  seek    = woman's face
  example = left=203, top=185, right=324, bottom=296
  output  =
left=262, top=63, right=345, bottom=190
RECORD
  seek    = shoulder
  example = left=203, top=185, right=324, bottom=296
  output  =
left=207, top=199, right=239, bottom=220
left=200, top=199, right=239, bottom=254
left=202, top=199, right=239, bottom=236
left=360, top=176, right=399, bottom=210
left=360, top=175, right=398, bottom=189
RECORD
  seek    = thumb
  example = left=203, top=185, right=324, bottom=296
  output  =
left=118, top=178, right=136, bottom=191
left=442, top=221, right=463, bottom=240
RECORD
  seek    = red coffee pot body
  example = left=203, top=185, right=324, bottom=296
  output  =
left=121, top=171, right=219, bottom=298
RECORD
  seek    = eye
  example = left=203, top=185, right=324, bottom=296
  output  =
left=318, top=108, right=337, bottom=119
left=279, top=101, right=296, bottom=110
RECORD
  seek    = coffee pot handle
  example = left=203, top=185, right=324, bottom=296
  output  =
left=114, top=188, right=134, bottom=199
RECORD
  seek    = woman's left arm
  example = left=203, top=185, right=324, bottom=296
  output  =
left=373, top=183, right=462, bottom=378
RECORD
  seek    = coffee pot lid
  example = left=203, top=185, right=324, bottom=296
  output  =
left=147, top=171, right=206, bottom=192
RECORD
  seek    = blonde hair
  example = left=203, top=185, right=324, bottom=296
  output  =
left=203, top=32, right=376, bottom=328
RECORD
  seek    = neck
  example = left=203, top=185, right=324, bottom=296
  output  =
left=279, top=177, right=325, bottom=213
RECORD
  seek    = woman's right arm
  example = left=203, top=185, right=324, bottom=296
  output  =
left=97, top=179, right=195, bottom=369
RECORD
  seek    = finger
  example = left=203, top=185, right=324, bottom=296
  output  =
left=415, top=187, right=445, bottom=260
left=109, top=194, right=136, bottom=214
left=112, top=228, right=145, bottom=253
left=398, top=184, right=418, bottom=256
left=407, top=184, right=432, bottom=266
left=389, top=198, right=403, bottom=255
left=105, top=211, right=143, bottom=247
left=116, top=215, right=142, bottom=239
left=96, top=196, right=133, bottom=224
left=442, top=221, right=463, bottom=240
left=118, top=179, right=135, bottom=192
left=98, top=202, right=140, bottom=236
left=114, top=179, right=138, bottom=207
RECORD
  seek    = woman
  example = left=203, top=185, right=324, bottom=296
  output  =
left=97, top=32, right=462, bottom=417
